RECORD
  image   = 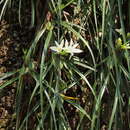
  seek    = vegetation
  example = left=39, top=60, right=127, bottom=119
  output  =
left=0, top=0, right=130, bottom=129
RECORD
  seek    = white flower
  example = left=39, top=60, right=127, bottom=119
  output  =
left=50, top=39, right=83, bottom=56
left=50, top=40, right=64, bottom=54
left=63, top=39, right=83, bottom=55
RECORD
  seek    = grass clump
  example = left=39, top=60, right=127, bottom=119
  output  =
left=0, top=0, right=130, bottom=130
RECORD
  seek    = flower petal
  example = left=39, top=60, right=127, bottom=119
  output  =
left=70, top=39, right=74, bottom=47
left=72, top=43, right=79, bottom=48
left=59, top=39, right=64, bottom=48
left=55, top=41, right=60, bottom=47
left=50, top=46, right=61, bottom=53
left=70, top=48, right=83, bottom=53
left=65, top=40, right=69, bottom=47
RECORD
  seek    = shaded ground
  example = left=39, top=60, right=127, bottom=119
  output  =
left=0, top=20, right=33, bottom=129
left=0, top=20, right=17, bottom=129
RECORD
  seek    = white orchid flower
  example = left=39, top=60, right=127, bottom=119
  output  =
left=50, top=39, right=83, bottom=55
left=50, top=40, right=64, bottom=54
left=63, top=39, right=83, bottom=55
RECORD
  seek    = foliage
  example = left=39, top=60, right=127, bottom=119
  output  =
left=0, top=0, right=130, bottom=129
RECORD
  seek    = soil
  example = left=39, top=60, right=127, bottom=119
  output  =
left=0, top=19, right=33, bottom=129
